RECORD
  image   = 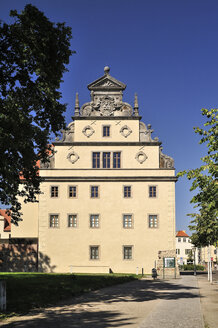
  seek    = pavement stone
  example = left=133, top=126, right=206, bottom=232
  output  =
left=0, top=275, right=206, bottom=328
left=139, top=276, right=204, bottom=328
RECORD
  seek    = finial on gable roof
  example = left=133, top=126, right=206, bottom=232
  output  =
left=74, top=92, right=80, bottom=116
left=134, top=93, right=139, bottom=116
left=104, top=66, right=110, bottom=75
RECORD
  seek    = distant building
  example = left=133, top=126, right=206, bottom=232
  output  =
left=176, top=230, right=217, bottom=267
left=1, top=67, right=177, bottom=273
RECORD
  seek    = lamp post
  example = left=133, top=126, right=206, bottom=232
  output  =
left=192, top=246, right=196, bottom=276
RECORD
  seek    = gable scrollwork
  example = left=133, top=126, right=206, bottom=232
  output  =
left=55, top=122, right=75, bottom=143
left=159, top=147, right=174, bottom=169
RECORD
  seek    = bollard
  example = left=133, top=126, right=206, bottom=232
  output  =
left=0, top=280, right=6, bottom=311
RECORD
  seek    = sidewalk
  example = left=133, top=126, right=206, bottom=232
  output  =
left=197, top=272, right=218, bottom=328
left=1, top=276, right=205, bottom=328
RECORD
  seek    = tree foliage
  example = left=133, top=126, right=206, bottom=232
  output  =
left=178, top=108, right=218, bottom=247
left=0, top=4, right=73, bottom=224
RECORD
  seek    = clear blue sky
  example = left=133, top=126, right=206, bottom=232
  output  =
left=1, top=0, right=217, bottom=234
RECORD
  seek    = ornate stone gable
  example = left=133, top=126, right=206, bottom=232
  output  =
left=79, top=67, right=134, bottom=117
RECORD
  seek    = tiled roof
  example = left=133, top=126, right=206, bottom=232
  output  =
left=176, top=230, right=189, bottom=237
left=0, top=209, right=11, bottom=232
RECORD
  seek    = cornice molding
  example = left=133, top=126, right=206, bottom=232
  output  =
left=71, top=116, right=142, bottom=120
left=41, top=176, right=178, bottom=182
left=53, top=141, right=162, bottom=146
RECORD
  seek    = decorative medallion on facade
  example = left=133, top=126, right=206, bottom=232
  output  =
left=67, top=151, right=80, bottom=164
left=135, top=151, right=148, bottom=164
left=120, top=125, right=132, bottom=138
left=82, top=125, right=95, bottom=138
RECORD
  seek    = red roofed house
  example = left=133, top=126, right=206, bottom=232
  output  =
left=176, top=230, right=199, bottom=265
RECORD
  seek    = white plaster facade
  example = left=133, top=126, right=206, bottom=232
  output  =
left=10, top=67, right=177, bottom=274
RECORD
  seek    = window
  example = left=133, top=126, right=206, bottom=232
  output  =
left=92, top=152, right=121, bottom=168
left=49, top=214, right=59, bottom=228
left=178, top=238, right=181, bottom=242
left=90, top=246, right=99, bottom=260
left=183, top=238, right=186, bottom=242
left=123, top=186, right=131, bottom=198
left=91, top=186, right=99, bottom=198
left=185, top=249, right=192, bottom=255
left=103, top=126, right=110, bottom=137
left=92, top=152, right=100, bottom=168
left=69, top=186, right=77, bottom=198
left=103, top=152, right=111, bottom=168
left=113, top=152, right=121, bottom=168
left=68, top=214, right=77, bottom=227
left=123, top=246, right=133, bottom=260
left=51, top=186, right=58, bottom=198
left=176, top=249, right=180, bottom=255
left=90, top=214, right=99, bottom=228
left=149, top=186, right=157, bottom=198
left=148, top=215, right=158, bottom=228
left=123, top=214, right=133, bottom=228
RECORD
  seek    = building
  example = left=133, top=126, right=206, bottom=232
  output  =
left=175, top=230, right=197, bottom=265
left=1, top=67, right=177, bottom=274
left=176, top=230, right=217, bottom=267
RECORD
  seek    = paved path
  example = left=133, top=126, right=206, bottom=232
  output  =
left=1, top=276, right=204, bottom=328
left=197, top=272, right=218, bottom=328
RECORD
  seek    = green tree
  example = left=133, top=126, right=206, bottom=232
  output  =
left=0, top=4, right=73, bottom=224
left=178, top=108, right=218, bottom=247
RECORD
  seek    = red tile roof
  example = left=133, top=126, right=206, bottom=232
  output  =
left=0, top=209, right=11, bottom=232
left=176, top=230, right=189, bottom=237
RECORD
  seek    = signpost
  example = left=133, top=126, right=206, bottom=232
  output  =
left=163, top=257, right=176, bottom=279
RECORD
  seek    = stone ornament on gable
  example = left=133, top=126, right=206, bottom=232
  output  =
left=82, top=125, right=95, bottom=138
left=55, top=122, right=75, bottom=143
left=67, top=151, right=80, bottom=164
left=135, top=151, right=148, bottom=164
left=120, top=125, right=132, bottom=138
left=159, top=147, right=174, bottom=168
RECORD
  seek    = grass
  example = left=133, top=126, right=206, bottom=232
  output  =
left=0, top=272, right=138, bottom=319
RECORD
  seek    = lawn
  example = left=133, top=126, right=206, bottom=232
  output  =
left=0, top=273, right=138, bottom=318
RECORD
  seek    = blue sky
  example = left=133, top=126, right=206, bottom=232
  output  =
left=1, top=0, right=217, bottom=234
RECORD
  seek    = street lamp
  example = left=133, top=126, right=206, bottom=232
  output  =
left=192, top=246, right=196, bottom=276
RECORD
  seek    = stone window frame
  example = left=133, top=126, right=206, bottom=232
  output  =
left=89, top=245, right=100, bottom=260
left=123, top=185, right=132, bottom=198
left=148, top=214, right=159, bottom=229
left=90, top=185, right=100, bottom=199
left=91, top=151, right=122, bottom=169
left=122, top=214, right=134, bottom=229
left=68, top=185, right=78, bottom=199
left=50, top=185, right=59, bottom=198
left=67, top=213, right=78, bottom=228
left=49, top=213, right=60, bottom=228
left=102, top=125, right=111, bottom=138
left=176, top=249, right=180, bottom=255
left=123, top=245, right=133, bottom=260
left=89, top=214, right=100, bottom=228
left=148, top=185, right=158, bottom=198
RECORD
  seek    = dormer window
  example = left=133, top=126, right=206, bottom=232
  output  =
left=103, top=125, right=110, bottom=137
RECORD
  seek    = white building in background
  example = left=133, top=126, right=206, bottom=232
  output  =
left=176, top=230, right=217, bottom=267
